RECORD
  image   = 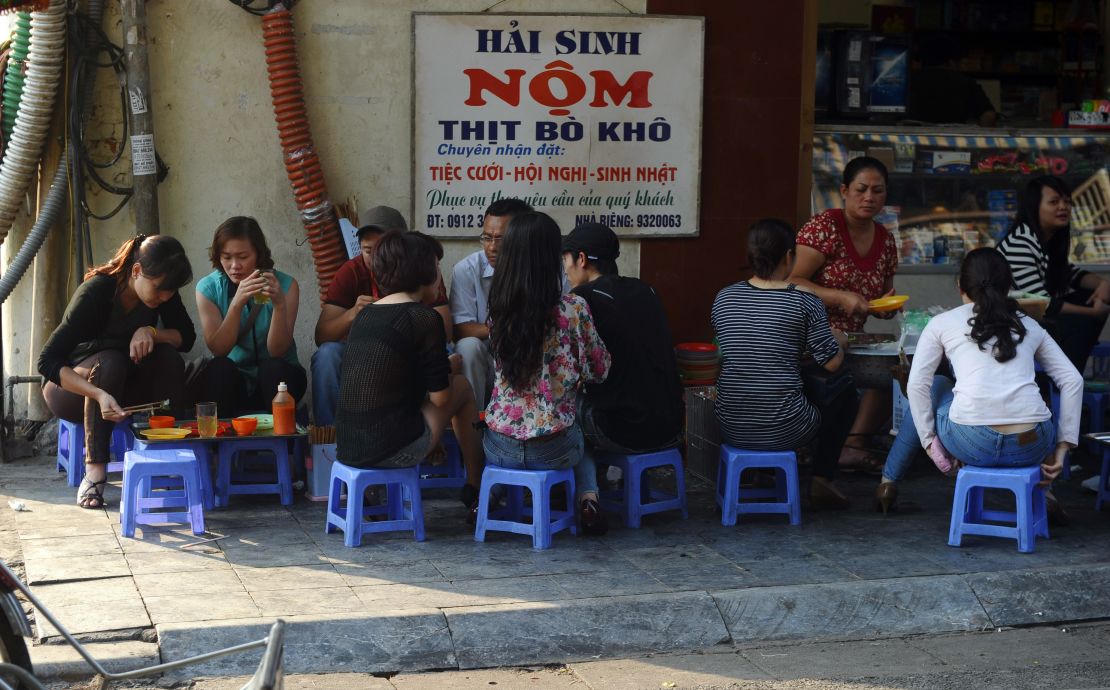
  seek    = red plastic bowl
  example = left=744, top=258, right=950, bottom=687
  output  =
left=675, top=342, right=717, bottom=353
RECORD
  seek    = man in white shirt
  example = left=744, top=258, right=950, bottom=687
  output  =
left=450, top=198, right=533, bottom=408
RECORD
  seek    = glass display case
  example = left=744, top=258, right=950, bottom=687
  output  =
left=813, top=125, right=1110, bottom=271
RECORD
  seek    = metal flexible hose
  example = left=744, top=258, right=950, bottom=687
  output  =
left=0, top=0, right=65, bottom=246
left=262, top=5, right=345, bottom=302
left=0, top=0, right=103, bottom=304
left=1, top=12, right=31, bottom=143
left=0, top=149, right=64, bottom=303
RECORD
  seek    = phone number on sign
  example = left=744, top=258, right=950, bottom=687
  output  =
left=426, top=214, right=484, bottom=230
left=424, top=213, right=684, bottom=230
left=637, top=214, right=682, bottom=228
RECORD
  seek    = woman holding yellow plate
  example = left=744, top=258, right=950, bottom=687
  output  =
left=790, top=156, right=902, bottom=473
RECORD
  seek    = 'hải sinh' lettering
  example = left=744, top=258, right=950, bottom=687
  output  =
left=474, top=23, right=642, bottom=56
left=554, top=30, right=641, bottom=55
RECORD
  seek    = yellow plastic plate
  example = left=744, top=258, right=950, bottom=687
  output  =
left=139, top=428, right=191, bottom=440
left=868, top=295, right=909, bottom=313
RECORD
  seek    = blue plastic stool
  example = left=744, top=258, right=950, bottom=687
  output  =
left=132, top=438, right=216, bottom=511
left=1082, top=387, right=1108, bottom=456
left=324, top=462, right=425, bottom=547
left=1090, top=341, right=1110, bottom=379
left=216, top=438, right=293, bottom=507
left=947, top=465, right=1048, bottom=553
left=474, top=465, right=576, bottom=549
left=57, top=420, right=133, bottom=487
left=1096, top=446, right=1110, bottom=511
left=716, top=445, right=801, bottom=526
left=120, top=449, right=206, bottom=538
left=596, top=448, right=688, bottom=528
left=416, top=430, right=466, bottom=490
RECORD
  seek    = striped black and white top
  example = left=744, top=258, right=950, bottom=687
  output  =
left=711, top=282, right=841, bottom=450
left=996, top=224, right=1087, bottom=310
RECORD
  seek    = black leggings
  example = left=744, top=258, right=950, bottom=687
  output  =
left=1048, top=289, right=1108, bottom=373
left=41, top=345, right=186, bottom=464
left=195, top=356, right=307, bottom=417
left=809, top=385, right=861, bottom=480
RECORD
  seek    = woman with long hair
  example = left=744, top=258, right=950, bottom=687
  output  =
left=194, top=216, right=306, bottom=415
left=997, top=175, right=1110, bottom=373
left=38, top=234, right=195, bottom=508
left=483, top=211, right=612, bottom=535
left=875, top=248, right=1082, bottom=517
left=713, top=219, right=858, bottom=509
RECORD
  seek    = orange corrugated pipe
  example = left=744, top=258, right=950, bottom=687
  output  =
left=262, top=5, right=345, bottom=302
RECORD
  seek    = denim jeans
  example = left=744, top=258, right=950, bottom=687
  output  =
left=311, top=341, right=344, bottom=426
left=883, top=375, right=1056, bottom=481
left=483, top=423, right=599, bottom=498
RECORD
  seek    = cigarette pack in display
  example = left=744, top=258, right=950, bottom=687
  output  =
left=917, top=150, right=971, bottom=175
left=1068, top=111, right=1110, bottom=129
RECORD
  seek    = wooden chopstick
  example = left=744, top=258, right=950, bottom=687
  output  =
left=120, top=399, right=170, bottom=413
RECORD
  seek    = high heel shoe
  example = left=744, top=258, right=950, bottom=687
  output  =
left=460, top=483, right=481, bottom=526
left=1045, top=493, right=1070, bottom=527
left=874, top=481, right=898, bottom=516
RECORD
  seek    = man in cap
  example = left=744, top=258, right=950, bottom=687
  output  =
left=449, top=198, right=533, bottom=409
left=311, top=205, right=450, bottom=426
left=562, top=222, right=684, bottom=456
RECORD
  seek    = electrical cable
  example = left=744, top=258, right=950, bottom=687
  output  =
left=66, top=0, right=167, bottom=272
left=227, top=0, right=297, bottom=17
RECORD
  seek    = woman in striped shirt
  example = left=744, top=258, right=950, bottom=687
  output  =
left=997, top=175, right=1110, bottom=372
left=712, top=219, right=858, bottom=509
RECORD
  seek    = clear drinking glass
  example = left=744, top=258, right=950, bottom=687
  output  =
left=253, top=270, right=271, bottom=305
left=196, top=402, right=218, bottom=437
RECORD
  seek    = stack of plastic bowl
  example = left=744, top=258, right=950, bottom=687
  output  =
left=675, top=342, right=719, bottom=386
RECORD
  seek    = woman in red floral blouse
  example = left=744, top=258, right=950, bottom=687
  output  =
left=790, top=156, right=899, bottom=472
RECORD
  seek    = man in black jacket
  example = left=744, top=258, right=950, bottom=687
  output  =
left=562, top=223, right=684, bottom=455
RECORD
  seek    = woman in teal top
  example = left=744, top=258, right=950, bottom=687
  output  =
left=195, top=216, right=306, bottom=415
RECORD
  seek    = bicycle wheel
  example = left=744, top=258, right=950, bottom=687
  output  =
left=0, top=612, right=33, bottom=689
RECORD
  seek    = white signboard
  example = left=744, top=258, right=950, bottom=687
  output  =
left=413, top=13, right=704, bottom=237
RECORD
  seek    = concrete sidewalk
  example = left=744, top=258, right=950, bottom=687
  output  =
left=1, top=451, right=1108, bottom=680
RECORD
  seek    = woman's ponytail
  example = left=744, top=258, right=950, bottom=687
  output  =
left=85, top=234, right=146, bottom=285
left=959, top=248, right=1026, bottom=362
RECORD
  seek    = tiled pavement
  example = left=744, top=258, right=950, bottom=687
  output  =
left=1, top=451, right=1108, bottom=677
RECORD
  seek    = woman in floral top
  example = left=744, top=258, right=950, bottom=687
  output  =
left=485, top=211, right=612, bottom=535
left=790, top=156, right=900, bottom=473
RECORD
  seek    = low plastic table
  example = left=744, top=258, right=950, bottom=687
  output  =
left=130, top=420, right=307, bottom=509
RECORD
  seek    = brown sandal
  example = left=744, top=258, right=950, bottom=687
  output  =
left=839, top=447, right=885, bottom=475
left=77, top=476, right=108, bottom=509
